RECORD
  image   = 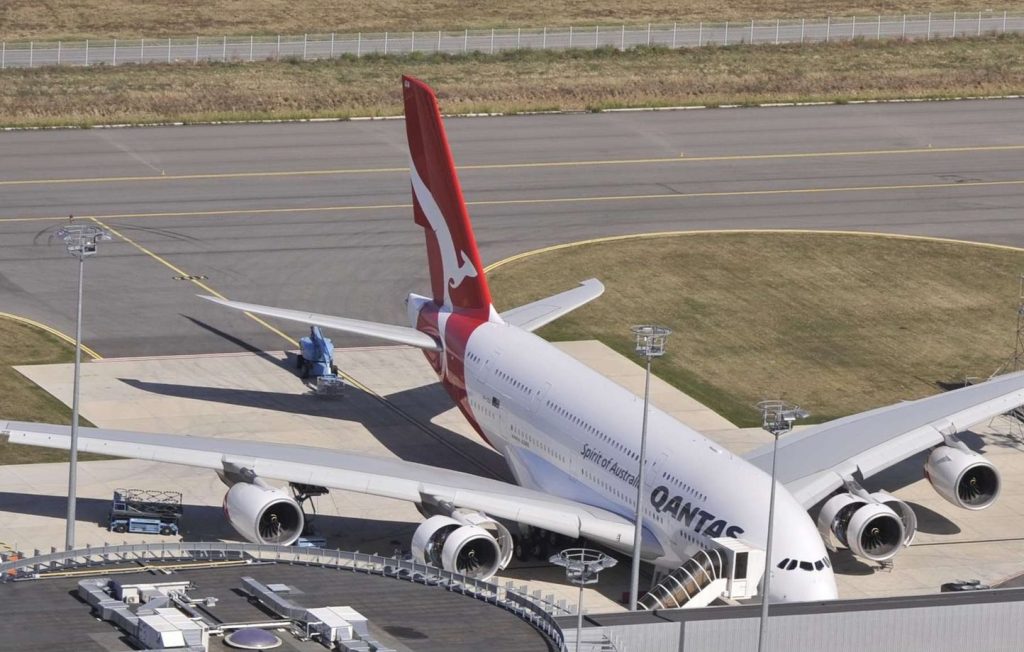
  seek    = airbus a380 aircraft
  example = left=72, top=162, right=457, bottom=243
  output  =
left=5, top=76, right=1024, bottom=604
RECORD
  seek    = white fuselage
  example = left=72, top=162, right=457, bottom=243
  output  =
left=459, top=320, right=838, bottom=602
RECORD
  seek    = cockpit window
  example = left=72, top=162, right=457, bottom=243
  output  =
left=779, top=556, right=833, bottom=572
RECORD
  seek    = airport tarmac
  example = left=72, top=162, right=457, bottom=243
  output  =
left=0, top=99, right=1021, bottom=357
left=3, top=341, right=1024, bottom=613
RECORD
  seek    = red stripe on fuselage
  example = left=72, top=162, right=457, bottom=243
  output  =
left=416, top=302, right=491, bottom=447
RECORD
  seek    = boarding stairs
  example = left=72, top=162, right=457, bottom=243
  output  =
left=639, top=538, right=765, bottom=610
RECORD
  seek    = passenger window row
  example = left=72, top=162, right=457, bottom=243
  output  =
left=547, top=399, right=640, bottom=462
left=581, top=467, right=633, bottom=503
left=660, top=471, right=706, bottom=502
left=510, top=423, right=567, bottom=465
left=494, top=368, right=534, bottom=395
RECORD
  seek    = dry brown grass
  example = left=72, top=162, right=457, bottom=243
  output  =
left=2, top=2, right=1020, bottom=40
left=0, top=35, right=1021, bottom=128
left=488, top=233, right=1024, bottom=426
left=0, top=318, right=104, bottom=464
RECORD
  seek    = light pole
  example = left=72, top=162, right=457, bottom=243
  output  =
left=550, top=548, right=617, bottom=652
left=53, top=221, right=110, bottom=551
left=755, top=400, right=808, bottom=652
left=628, top=324, right=671, bottom=611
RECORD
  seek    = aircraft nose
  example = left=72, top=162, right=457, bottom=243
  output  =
left=768, top=567, right=839, bottom=603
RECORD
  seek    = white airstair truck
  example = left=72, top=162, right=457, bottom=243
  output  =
left=639, top=538, right=766, bottom=610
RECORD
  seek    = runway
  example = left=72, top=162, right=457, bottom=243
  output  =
left=1, top=98, right=1022, bottom=357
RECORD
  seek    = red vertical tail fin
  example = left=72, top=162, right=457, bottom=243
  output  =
left=403, top=76, right=493, bottom=316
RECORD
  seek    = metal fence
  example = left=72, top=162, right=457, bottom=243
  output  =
left=0, top=542, right=567, bottom=650
left=1, top=11, right=1021, bottom=69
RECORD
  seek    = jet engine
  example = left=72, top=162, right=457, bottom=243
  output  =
left=925, top=444, right=1000, bottom=510
left=223, top=480, right=305, bottom=546
left=411, top=510, right=514, bottom=580
left=817, top=492, right=906, bottom=562
left=869, top=490, right=918, bottom=547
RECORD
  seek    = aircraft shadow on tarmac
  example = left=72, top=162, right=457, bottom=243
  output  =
left=118, top=378, right=512, bottom=482
left=0, top=492, right=235, bottom=542
left=0, top=491, right=418, bottom=551
left=182, top=316, right=289, bottom=367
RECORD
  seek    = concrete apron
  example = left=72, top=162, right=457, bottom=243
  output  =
left=3, top=341, right=1024, bottom=614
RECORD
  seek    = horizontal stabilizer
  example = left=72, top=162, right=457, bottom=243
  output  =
left=499, top=279, right=605, bottom=332
left=199, top=295, right=441, bottom=351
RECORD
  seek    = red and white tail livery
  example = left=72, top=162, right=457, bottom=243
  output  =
left=404, top=75, right=493, bottom=316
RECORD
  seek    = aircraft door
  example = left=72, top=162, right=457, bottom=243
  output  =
left=481, top=348, right=501, bottom=394
left=530, top=382, right=551, bottom=412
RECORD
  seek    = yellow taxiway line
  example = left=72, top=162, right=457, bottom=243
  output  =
left=3, top=177, right=1023, bottom=224
left=0, top=312, right=103, bottom=360
left=484, top=229, right=1024, bottom=273
left=87, top=217, right=300, bottom=350
left=0, top=144, right=1021, bottom=187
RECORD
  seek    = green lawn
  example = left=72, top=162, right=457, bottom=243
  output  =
left=0, top=35, right=1021, bottom=128
left=489, top=232, right=1024, bottom=426
left=0, top=317, right=105, bottom=464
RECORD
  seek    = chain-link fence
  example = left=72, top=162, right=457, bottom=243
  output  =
left=1, top=11, right=1021, bottom=69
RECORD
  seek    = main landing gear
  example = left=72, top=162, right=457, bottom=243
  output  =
left=514, top=526, right=572, bottom=562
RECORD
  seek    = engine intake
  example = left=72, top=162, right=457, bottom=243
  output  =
left=925, top=444, right=1000, bottom=510
left=817, top=492, right=905, bottom=562
left=411, top=514, right=505, bottom=580
left=869, top=490, right=918, bottom=547
left=223, top=481, right=304, bottom=546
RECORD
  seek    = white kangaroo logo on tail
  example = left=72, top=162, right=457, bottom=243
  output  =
left=410, top=159, right=478, bottom=307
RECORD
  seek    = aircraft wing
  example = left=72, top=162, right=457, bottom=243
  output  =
left=198, top=295, right=441, bottom=351
left=0, top=421, right=639, bottom=551
left=743, top=370, right=1024, bottom=508
left=499, top=279, right=605, bottom=332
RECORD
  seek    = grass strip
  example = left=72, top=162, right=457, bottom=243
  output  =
left=0, top=317, right=107, bottom=464
left=488, top=233, right=1024, bottom=427
left=0, top=35, right=1021, bottom=129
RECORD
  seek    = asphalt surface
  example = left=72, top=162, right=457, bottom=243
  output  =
left=1, top=99, right=1023, bottom=357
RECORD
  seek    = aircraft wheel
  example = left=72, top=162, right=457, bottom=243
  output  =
left=513, top=535, right=531, bottom=562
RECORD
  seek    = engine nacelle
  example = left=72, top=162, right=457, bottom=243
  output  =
left=817, top=492, right=905, bottom=562
left=411, top=514, right=508, bottom=580
left=869, top=491, right=918, bottom=547
left=925, top=444, right=1000, bottom=510
left=223, top=481, right=304, bottom=546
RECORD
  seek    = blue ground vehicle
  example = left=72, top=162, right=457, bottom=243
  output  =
left=296, top=325, right=339, bottom=379
left=109, top=488, right=182, bottom=536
